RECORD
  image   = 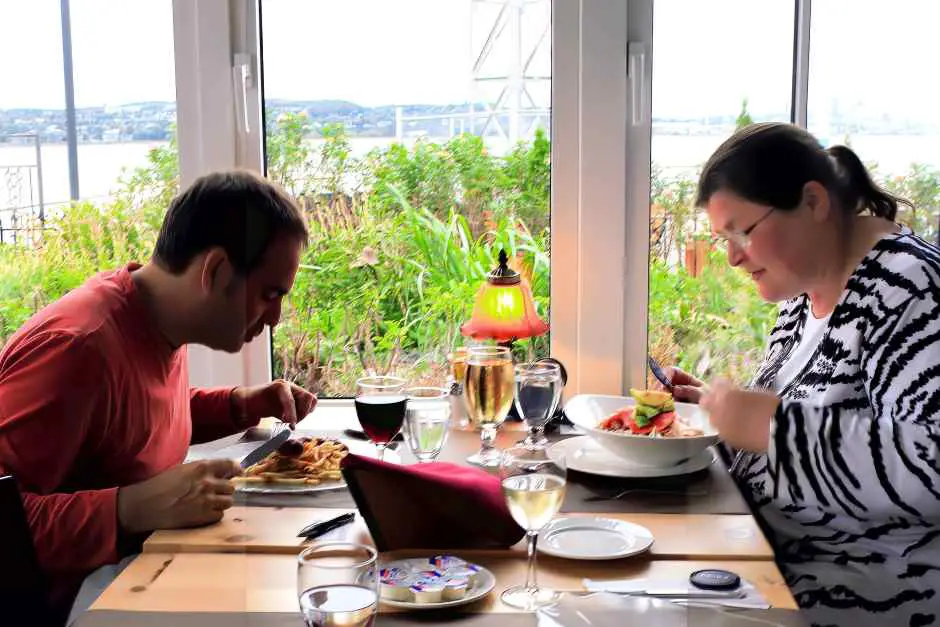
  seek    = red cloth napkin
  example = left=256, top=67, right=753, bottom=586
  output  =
left=341, top=454, right=525, bottom=551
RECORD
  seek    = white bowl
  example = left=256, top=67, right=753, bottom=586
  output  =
left=564, top=394, right=718, bottom=468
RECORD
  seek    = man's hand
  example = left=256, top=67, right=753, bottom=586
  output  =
left=117, top=459, right=241, bottom=534
left=662, top=366, right=707, bottom=404
left=700, top=380, right=779, bottom=452
left=232, top=379, right=317, bottom=429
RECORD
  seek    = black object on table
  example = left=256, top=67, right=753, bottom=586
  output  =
left=297, top=512, right=356, bottom=539
left=691, top=569, right=742, bottom=591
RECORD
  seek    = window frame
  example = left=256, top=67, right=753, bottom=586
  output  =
left=3, top=1, right=814, bottom=396
left=172, top=0, right=270, bottom=388
left=170, top=0, right=655, bottom=398
left=791, top=0, right=812, bottom=127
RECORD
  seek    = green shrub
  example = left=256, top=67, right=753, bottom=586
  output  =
left=1, top=117, right=937, bottom=396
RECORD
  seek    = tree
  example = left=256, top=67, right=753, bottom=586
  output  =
left=735, top=98, right=754, bottom=130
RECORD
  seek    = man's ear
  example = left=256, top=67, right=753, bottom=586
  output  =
left=200, top=247, right=232, bottom=295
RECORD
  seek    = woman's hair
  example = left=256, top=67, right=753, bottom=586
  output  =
left=695, top=122, right=912, bottom=221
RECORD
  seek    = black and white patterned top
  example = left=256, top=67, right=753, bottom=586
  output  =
left=730, top=231, right=940, bottom=627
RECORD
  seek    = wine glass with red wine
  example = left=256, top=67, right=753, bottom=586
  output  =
left=355, top=376, right=407, bottom=462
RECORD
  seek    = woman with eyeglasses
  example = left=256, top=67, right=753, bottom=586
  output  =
left=666, top=123, right=940, bottom=626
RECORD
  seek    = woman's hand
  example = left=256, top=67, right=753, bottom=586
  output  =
left=663, top=366, right=706, bottom=403
left=700, top=380, right=779, bottom=452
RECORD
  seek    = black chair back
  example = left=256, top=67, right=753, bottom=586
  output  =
left=0, top=475, right=55, bottom=626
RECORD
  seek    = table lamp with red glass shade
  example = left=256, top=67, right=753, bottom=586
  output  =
left=460, top=249, right=565, bottom=421
left=460, top=249, right=548, bottom=345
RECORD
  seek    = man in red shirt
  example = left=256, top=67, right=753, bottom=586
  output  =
left=0, top=170, right=315, bottom=622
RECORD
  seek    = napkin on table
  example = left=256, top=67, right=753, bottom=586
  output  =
left=583, top=577, right=771, bottom=609
left=341, top=453, right=525, bottom=551
left=538, top=593, right=805, bottom=627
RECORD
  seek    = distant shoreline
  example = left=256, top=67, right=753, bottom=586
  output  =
left=0, top=139, right=170, bottom=148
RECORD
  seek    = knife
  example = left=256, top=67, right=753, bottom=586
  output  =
left=240, top=427, right=291, bottom=469
left=596, top=588, right=745, bottom=599
left=297, top=512, right=356, bottom=539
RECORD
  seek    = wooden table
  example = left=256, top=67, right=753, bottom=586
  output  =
left=144, top=506, right=773, bottom=561
left=92, top=552, right=797, bottom=613
left=88, top=418, right=799, bottom=623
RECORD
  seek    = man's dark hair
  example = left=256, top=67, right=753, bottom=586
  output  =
left=153, top=170, right=308, bottom=275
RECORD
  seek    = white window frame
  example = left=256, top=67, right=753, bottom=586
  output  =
left=172, top=0, right=270, bottom=388
left=172, top=0, right=647, bottom=398
left=791, top=0, right=812, bottom=127
left=623, top=0, right=654, bottom=391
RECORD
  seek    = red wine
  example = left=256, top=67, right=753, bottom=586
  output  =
left=354, top=395, right=407, bottom=444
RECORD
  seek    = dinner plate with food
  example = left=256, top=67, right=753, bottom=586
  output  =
left=548, top=435, right=716, bottom=478
left=378, top=555, right=495, bottom=610
left=233, top=434, right=400, bottom=494
left=564, top=389, right=718, bottom=468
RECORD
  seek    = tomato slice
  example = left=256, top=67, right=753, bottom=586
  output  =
left=625, top=415, right=654, bottom=435
left=602, top=407, right=642, bottom=432
left=651, top=411, right=676, bottom=431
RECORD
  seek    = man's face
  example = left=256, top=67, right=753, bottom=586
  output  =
left=204, top=232, right=303, bottom=353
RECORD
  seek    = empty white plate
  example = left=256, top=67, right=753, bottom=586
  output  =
left=548, top=436, right=715, bottom=479
left=539, top=517, right=654, bottom=560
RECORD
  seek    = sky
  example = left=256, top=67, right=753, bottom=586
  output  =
left=0, top=0, right=176, bottom=109
left=0, top=0, right=938, bottom=125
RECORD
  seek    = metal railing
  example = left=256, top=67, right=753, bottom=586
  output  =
left=394, top=106, right=550, bottom=144
left=0, top=133, right=47, bottom=245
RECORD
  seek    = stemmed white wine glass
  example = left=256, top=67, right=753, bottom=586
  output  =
left=499, top=442, right=566, bottom=610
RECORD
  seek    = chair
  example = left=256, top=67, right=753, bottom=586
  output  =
left=0, top=475, right=55, bottom=626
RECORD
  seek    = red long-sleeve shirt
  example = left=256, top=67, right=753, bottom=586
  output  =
left=0, top=264, right=255, bottom=612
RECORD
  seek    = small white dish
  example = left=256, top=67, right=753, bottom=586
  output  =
left=548, top=436, right=715, bottom=479
left=379, top=558, right=495, bottom=610
left=539, top=517, right=654, bottom=560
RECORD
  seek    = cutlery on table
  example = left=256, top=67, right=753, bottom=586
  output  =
left=297, top=512, right=356, bottom=539
left=587, top=588, right=745, bottom=600
left=584, top=487, right=709, bottom=502
left=647, top=356, right=674, bottom=392
left=239, top=426, right=292, bottom=469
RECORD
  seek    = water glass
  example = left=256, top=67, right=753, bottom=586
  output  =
left=297, top=542, right=378, bottom=627
left=514, top=361, right=563, bottom=447
left=404, top=386, right=451, bottom=462
left=499, top=442, right=566, bottom=611
left=354, top=376, right=407, bottom=462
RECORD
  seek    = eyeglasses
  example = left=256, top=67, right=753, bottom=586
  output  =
left=714, top=208, right=774, bottom=250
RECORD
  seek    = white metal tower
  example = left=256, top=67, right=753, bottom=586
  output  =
left=469, top=0, right=551, bottom=144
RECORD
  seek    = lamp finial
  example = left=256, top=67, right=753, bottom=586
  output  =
left=488, top=248, right=520, bottom=286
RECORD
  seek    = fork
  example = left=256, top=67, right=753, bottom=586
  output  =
left=584, top=487, right=709, bottom=502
